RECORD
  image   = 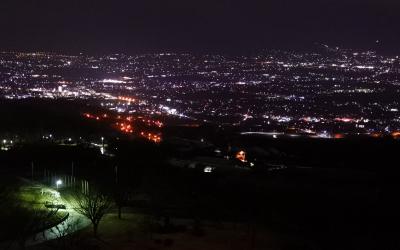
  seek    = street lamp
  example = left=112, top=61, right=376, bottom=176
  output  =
left=101, top=137, right=105, bottom=155
left=56, top=179, right=62, bottom=190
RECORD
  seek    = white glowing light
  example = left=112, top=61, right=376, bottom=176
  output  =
left=100, top=79, right=126, bottom=84
left=56, top=179, right=62, bottom=190
left=204, top=167, right=214, bottom=173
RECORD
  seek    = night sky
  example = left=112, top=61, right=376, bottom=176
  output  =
left=1, top=0, right=400, bottom=54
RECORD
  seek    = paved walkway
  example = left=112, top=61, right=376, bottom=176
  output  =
left=26, top=209, right=90, bottom=246
left=18, top=178, right=91, bottom=247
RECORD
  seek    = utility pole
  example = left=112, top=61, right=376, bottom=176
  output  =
left=71, top=162, right=74, bottom=187
left=115, top=165, right=118, bottom=184
left=31, top=162, right=34, bottom=181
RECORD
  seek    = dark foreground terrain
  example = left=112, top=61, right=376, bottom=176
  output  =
left=0, top=100, right=399, bottom=250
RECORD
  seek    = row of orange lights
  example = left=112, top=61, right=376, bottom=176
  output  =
left=117, top=123, right=162, bottom=143
left=392, top=132, right=400, bottom=139
left=117, top=115, right=163, bottom=128
left=116, top=122, right=133, bottom=133
left=335, top=132, right=400, bottom=139
left=83, top=112, right=162, bottom=143
left=140, top=132, right=162, bottom=143
left=84, top=113, right=109, bottom=120
left=118, top=96, right=136, bottom=102
left=84, top=113, right=162, bottom=127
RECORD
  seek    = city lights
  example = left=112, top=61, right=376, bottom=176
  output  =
left=0, top=49, right=399, bottom=137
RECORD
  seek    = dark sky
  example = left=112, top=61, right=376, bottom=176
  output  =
left=1, top=0, right=400, bottom=54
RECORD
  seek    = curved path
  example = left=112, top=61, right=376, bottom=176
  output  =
left=17, top=179, right=91, bottom=246
left=27, top=209, right=90, bottom=246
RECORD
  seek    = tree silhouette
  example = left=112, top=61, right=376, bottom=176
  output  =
left=69, top=189, right=112, bottom=237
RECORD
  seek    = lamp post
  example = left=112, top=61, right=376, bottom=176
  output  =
left=56, top=179, right=62, bottom=190
left=101, top=137, right=105, bottom=154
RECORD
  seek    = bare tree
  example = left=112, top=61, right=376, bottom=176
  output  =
left=69, top=189, right=112, bottom=237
